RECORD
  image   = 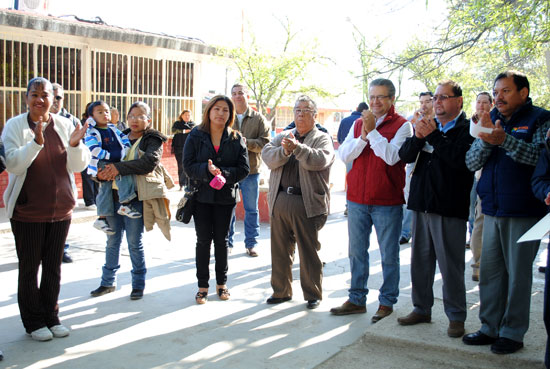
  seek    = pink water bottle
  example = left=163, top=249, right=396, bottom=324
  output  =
left=209, top=174, right=226, bottom=190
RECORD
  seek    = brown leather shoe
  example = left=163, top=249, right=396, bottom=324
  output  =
left=447, top=321, right=465, bottom=337
left=371, top=305, right=393, bottom=323
left=246, top=248, right=259, bottom=257
left=397, top=311, right=431, bottom=325
left=330, top=300, right=366, bottom=316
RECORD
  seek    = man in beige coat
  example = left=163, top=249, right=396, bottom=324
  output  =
left=261, top=95, right=335, bottom=310
left=229, top=84, right=270, bottom=257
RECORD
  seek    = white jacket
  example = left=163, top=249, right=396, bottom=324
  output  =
left=2, top=113, right=91, bottom=218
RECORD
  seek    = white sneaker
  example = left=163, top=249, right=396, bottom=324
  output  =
left=117, top=205, right=142, bottom=219
left=28, top=327, right=53, bottom=341
left=85, top=204, right=97, bottom=210
left=93, top=219, right=115, bottom=235
left=50, top=324, right=70, bottom=338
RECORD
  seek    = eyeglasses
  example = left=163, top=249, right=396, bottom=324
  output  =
left=127, top=114, right=149, bottom=121
left=433, top=95, right=459, bottom=102
left=369, top=95, right=390, bottom=101
left=54, top=96, right=63, bottom=101
left=294, top=108, right=315, bottom=115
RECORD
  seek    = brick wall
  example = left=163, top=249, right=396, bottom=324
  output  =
left=0, top=139, right=181, bottom=208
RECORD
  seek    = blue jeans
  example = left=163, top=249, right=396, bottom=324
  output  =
left=96, top=161, right=136, bottom=217
left=228, top=173, right=260, bottom=249
left=401, top=206, right=413, bottom=240
left=100, top=199, right=146, bottom=290
left=347, top=201, right=402, bottom=307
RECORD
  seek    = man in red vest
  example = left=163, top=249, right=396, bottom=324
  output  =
left=330, top=78, right=412, bottom=322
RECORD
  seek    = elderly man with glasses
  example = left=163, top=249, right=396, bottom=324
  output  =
left=261, top=95, right=334, bottom=310
left=331, top=78, right=412, bottom=322
left=397, top=80, right=474, bottom=338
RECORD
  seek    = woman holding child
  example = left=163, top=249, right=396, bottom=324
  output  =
left=90, top=101, right=168, bottom=301
left=184, top=95, right=249, bottom=304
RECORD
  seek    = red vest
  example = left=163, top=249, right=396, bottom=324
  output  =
left=347, top=106, right=407, bottom=206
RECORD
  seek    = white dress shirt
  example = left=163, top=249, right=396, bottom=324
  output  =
left=338, top=113, right=413, bottom=166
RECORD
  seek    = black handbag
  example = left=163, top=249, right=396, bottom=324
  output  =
left=176, top=188, right=197, bottom=224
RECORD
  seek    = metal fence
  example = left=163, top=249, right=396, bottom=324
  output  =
left=0, top=34, right=196, bottom=134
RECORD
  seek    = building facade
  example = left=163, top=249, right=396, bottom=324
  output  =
left=0, top=9, right=217, bottom=133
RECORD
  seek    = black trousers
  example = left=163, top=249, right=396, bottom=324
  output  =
left=81, top=169, right=98, bottom=206
left=193, top=202, right=235, bottom=288
left=174, top=149, right=189, bottom=188
left=545, top=241, right=549, bottom=369
left=11, top=219, right=71, bottom=333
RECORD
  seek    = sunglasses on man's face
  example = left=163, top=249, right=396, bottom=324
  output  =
left=54, top=96, right=63, bottom=101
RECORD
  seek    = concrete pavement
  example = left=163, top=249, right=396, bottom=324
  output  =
left=0, top=160, right=547, bottom=368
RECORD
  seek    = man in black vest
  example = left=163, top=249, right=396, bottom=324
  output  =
left=463, top=71, right=550, bottom=354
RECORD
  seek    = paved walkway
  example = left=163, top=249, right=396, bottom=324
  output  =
left=0, top=160, right=547, bottom=368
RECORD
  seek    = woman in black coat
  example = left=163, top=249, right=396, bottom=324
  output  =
left=172, top=109, right=195, bottom=190
left=183, top=95, right=249, bottom=304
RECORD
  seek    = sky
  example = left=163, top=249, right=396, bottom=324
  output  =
left=2, top=0, right=448, bottom=110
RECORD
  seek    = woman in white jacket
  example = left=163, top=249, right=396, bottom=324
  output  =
left=1, top=77, right=90, bottom=341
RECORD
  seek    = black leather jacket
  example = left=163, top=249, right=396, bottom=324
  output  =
left=183, top=127, right=249, bottom=205
left=399, top=112, right=474, bottom=220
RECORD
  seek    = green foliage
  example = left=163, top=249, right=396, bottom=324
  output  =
left=220, top=17, right=332, bottom=123
left=357, top=0, right=550, bottom=112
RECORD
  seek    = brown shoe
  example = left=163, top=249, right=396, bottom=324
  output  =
left=246, top=248, right=258, bottom=257
left=330, top=300, right=366, bottom=316
left=447, top=321, right=465, bottom=337
left=371, top=305, right=393, bottom=323
left=397, top=311, right=431, bottom=325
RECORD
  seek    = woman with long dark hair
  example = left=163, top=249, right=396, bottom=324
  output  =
left=183, top=95, right=249, bottom=304
left=172, top=109, right=195, bottom=190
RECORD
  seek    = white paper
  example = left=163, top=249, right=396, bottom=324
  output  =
left=422, top=143, right=434, bottom=153
left=469, top=118, right=493, bottom=138
left=517, top=213, right=550, bottom=243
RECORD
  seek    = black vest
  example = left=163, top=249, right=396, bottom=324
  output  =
left=477, top=99, right=550, bottom=217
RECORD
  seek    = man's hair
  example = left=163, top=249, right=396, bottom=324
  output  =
left=357, top=102, right=369, bottom=112
left=437, top=80, right=462, bottom=97
left=295, top=95, right=317, bottom=113
left=477, top=91, right=493, bottom=104
left=369, top=78, right=396, bottom=98
left=494, top=70, right=530, bottom=96
left=52, top=83, right=63, bottom=94
left=419, top=91, right=433, bottom=98
left=231, top=83, right=248, bottom=94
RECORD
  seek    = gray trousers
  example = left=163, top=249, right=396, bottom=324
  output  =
left=270, top=192, right=327, bottom=301
left=479, top=215, right=540, bottom=342
left=470, top=197, right=484, bottom=276
left=411, top=212, right=467, bottom=322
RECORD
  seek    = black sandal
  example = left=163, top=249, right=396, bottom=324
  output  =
left=195, top=291, right=208, bottom=304
left=218, top=288, right=230, bottom=301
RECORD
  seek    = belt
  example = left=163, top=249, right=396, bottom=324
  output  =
left=279, top=186, right=302, bottom=195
